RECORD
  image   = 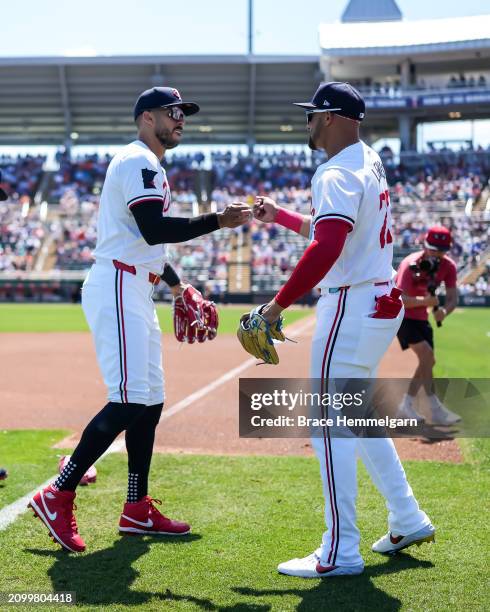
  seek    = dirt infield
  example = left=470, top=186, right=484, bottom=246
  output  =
left=0, top=316, right=461, bottom=462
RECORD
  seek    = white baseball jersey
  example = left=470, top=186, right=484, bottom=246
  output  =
left=93, top=139, right=172, bottom=273
left=310, top=141, right=395, bottom=289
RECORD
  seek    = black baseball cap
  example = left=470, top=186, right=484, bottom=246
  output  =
left=133, top=87, right=200, bottom=121
left=293, top=82, right=365, bottom=122
left=0, top=172, right=7, bottom=201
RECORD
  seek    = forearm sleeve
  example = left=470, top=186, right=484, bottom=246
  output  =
left=275, top=219, right=349, bottom=309
left=131, top=199, right=220, bottom=245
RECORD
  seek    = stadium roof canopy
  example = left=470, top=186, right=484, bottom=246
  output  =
left=0, top=55, right=321, bottom=146
left=320, top=14, right=490, bottom=57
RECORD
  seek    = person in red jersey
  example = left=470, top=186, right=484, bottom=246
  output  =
left=396, top=225, right=460, bottom=425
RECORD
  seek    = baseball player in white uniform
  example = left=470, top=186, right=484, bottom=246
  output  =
left=253, top=82, right=435, bottom=577
left=29, top=87, right=250, bottom=552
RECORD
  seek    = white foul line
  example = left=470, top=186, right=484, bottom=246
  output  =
left=0, top=315, right=314, bottom=532
left=162, top=314, right=315, bottom=422
left=0, top=438, right=125, bottom=532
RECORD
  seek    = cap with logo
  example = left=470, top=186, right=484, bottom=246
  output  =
left=293, top=81, right=365, bottom=122
left=425, top=225, right=452, bottom=251
left=0, top=172, right=7, bottom=201
left=133, top=87, right=200, bottom=121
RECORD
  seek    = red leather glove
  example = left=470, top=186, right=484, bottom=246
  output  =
left=371, top=287, right=403, bottom=319
left=173, top=285, right=219, bottom=343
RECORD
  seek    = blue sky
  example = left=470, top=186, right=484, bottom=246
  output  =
left=0, top=0, right=488, bottom=152
left=0, top=0, right=488, bottom=57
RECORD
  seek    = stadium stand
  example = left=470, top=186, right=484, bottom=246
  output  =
left=2, top=148, right=487, bottom=303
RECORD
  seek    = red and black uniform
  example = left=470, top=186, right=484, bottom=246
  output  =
left=395, top=250, right=457, bottom=350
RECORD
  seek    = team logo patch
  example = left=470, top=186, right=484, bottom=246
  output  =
left=171, top=88, right=181, bottom=100
left=141, top=168, right=158, bottom=189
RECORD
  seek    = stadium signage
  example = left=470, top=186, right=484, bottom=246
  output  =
left=365, top=97, right=414, bottom=109
left=417, top=89, right=490, bottom=107
left=364, top=88, right=490, bottom=110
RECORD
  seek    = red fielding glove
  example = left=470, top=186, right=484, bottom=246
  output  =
left=371, top=287, right=403, bottom=319
left=203, top=300, right=219, bottom=340
left=173, top=285, right=219, bottom=343
left=173, top=297, right=188, bottom=342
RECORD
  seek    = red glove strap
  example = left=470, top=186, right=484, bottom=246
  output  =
left=275, top=207, right=304, bottom=234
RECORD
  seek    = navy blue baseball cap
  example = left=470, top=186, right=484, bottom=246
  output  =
left=293, top=82, right=365, bottom=121
left=133, top=87, right=200, bottom=121
left=0, top=172, right=7, bottom=201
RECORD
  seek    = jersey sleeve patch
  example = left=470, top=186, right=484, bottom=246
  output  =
left=141, top=168, right=158, bottom=189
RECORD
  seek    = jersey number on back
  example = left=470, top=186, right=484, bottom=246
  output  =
left=379, top=189, right=393, bottom=249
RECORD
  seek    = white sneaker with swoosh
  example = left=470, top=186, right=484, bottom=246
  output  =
left=372, top=523, right=435, bottom=554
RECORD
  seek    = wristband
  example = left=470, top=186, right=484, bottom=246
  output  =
left=162, top=263, right=181, bottom=287
left=275, top=207, right=304, bottom=234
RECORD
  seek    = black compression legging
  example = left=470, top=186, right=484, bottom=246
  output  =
left=55, top=402, right=146, bottom=492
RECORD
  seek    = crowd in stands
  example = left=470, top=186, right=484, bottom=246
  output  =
left=350, top=73, right=488, bottom=97
left=0, top=198, right=45, bottom=272
left=447, top=74, right=487, bottom=89
left=0, top=155, right=45, bottom=200
left=0, top=148, right=488, bottom=300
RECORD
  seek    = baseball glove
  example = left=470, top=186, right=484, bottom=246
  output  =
left=237, top=305, right=285, bottom=364
left=173, top=285, right=219, bottom=344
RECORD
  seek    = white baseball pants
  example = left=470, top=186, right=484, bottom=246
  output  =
left=82, top=260, right=165, bottom=406
left=311, top=282, right=431, bottom=567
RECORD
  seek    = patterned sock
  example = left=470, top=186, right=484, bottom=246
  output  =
left=127, top=473, right=140, bottom=503
left=53, top=459, right=78, bottom=491
left=125, top=403, right=163, bottom=503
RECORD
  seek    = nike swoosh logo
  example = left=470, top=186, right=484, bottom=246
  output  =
left=390, top=534, right=404, bottom=544
left=315, top=563, right=337, bottom=574
left=121, top=514, right=153, bottom=528
left=41, top=492, right=57, bottom=521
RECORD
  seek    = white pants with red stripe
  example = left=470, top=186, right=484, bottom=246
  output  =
left=82, top=261, right=165, bottom=406
left=311, top=282, right=430, bottom=568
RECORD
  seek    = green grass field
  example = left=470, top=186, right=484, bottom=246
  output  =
left=0, top=306, right=488, bottom=609
left=0, top=430, right=488, bottom=611
left=0, top=303, right=312, bottom=334
left=433, top=309, right=490, bottom=377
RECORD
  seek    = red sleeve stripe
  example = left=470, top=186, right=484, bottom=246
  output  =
left=128, top=196, right=164, bottom=209
left=314, top=213, right=354, bottom=227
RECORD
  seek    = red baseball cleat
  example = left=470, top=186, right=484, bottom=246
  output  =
left=0, top=467, right=8, bottom=481
left=28, top=485, right=86, bottom=553
left=58, top=455, right=97, bottom=486
left=119, top=496, right=190, bottom=535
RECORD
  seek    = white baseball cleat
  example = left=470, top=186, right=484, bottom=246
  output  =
left=278, top=550, right=364, bottom=578
left=372, top=523, right=435, bottom=555
left=396, top=400, right=425, bottom=424
left=428, top=396, right=461, bottom=425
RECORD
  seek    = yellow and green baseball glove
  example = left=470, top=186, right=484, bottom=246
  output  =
left=237, top=305, right=286, bottom=365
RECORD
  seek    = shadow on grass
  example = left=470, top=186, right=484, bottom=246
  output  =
left=26, top=533, right=201, bottom=606
left=233, top=553, right=434, bottom=612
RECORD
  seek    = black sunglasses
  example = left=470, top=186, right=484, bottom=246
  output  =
left=305, top=109, right=332, bottom=124
left=150, top=106, right=185, bottom=122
